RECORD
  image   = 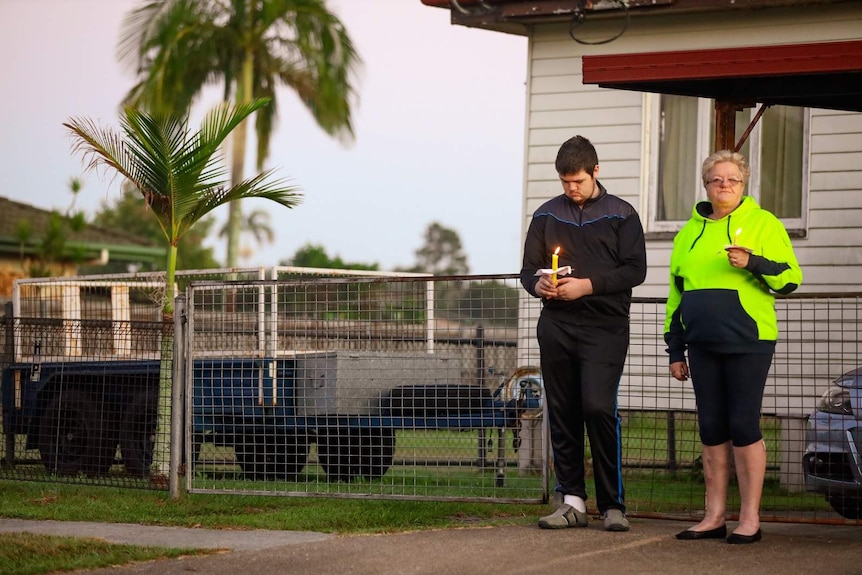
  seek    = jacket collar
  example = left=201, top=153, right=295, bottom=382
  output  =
left=693, top=194, right=759, bottom=221
left=564, top=180, right=607, bottom=208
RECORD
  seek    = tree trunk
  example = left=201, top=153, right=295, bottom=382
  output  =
left=150, top=315, right=173, bottom=485
left=225, top=39, right=256, bottom=267
left=151, top=248, right=177, bottom=484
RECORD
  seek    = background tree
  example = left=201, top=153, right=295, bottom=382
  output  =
left=65, top=98, right=301, bottom=480
left=15, top=177, right=90, bottom=277
left=393, top=222, right=470, bottom=324
left=218, top=208, right=275, bottom=265
left=402, top=222, right=470, bottom=276
left=118, top=0, right=360, bottom=267
left=284, top=242, right=379, bottom=271
left=457, top=279, right=520, bottom=328
left=93, top=186, right=221, bottom=272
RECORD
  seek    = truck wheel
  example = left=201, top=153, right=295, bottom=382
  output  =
left=39, top=389, right=106, bottom=476
left=359, top=428, right=395, bottom=479
left=316, top=427, right=362, bottom=482
left=120, top=391, right=158, bottom=477
left=235, top=435, right=271, bottom=480
left=236, top=433, right=309, bottom=481
left=271, top=432, right=309, bottom=480
left=827, top=494, right=862, bottom=519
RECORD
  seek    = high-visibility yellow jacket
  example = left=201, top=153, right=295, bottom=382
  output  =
left=664, top=195, right=802, bottom=364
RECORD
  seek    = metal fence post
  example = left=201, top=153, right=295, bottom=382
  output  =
left=169, top=294, right=187, bottom=499
left=3, top=301, right=14, bottom=468
left=475, top=324, right=487, bottom=466
left=667, top=410, right=677, bottom=472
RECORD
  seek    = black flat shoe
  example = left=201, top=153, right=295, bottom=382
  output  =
left=727, top=529, right=762, bottom=544
left=675, top=525, right=727, bottom=540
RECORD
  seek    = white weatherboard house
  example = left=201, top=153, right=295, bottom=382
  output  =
left=422, top=0, right=862, bottom=489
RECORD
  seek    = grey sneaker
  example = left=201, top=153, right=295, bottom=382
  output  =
left=538, top=504, right=589, bottom=529
left=602, top=509, right=630, bottom=532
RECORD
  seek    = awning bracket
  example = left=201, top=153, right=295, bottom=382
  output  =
left=734, top=103, right=773, bottom=153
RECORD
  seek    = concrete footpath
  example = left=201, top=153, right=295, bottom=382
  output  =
left=2, top=517, right=861, bottom=575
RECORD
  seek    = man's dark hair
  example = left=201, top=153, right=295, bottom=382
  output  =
left=555, top=135, right=599, bottom=176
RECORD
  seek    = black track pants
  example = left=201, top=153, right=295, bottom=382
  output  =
left=537, top=314, right=628, bottom=514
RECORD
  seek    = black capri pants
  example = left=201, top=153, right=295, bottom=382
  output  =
left=687, top=345, right=774, bottom=447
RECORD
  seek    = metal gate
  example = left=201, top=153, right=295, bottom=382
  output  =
left=183, top=273, right=549, bottom=502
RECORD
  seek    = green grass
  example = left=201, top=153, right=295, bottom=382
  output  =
left=0, top=532, right=211, bottom=575
left=0, top=479, right=541, bottom=575
left=0, top=480, right=540, bottom=533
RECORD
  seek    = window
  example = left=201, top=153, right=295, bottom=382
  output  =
left=646, top=94, right=808, bottom=232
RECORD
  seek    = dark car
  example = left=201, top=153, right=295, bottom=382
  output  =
left=802, top=367, right=862, bottom=519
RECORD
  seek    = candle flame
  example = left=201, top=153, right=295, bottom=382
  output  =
left=554, top=247, right=560, bottom=255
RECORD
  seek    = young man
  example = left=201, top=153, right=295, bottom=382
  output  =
left=520, top=135, right=647, bottom=531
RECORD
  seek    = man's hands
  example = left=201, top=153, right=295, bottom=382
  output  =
left=535, top=275, right=593, bottom=301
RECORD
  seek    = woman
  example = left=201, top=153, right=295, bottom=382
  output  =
left=664, top=150, right=802, bottom=544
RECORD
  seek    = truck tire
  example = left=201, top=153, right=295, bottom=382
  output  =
left=317, top=427, right=395, bottom=481
left=359, top=428, right=395, bottom=479
left=316, top=427, right=362, bottom=482
left=120, top=391, right=158, bottom=477
left=271, top=431, right=310, bottom=480
left=39, top=389, right=108, bottom=477
left=235, top=432, right=309, bottom=481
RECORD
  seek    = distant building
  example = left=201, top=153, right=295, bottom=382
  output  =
left=0, top=196, right=165, bottom=298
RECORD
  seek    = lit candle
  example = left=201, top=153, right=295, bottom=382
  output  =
left=551, top=247, right=560, bottom=286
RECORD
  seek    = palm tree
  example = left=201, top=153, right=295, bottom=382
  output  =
left=118, top=0, right=360, bottom=267
left=64, top=98, right=301, bottom=479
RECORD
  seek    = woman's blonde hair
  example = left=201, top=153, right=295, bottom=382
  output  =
left=701, top=150, right=750, bottom=186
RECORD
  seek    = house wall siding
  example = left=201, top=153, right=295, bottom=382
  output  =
left=521, top=4, right=862, bottom=297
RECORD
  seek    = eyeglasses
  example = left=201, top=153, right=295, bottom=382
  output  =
left=707, top=177, right=744, bottom=187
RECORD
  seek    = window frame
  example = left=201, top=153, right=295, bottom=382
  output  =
left=643, top=93, right=810, bottom=235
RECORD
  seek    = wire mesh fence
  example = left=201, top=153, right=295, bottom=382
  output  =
left=0, top=269, right=267, bottom=489
left=185, top=274, right=545, bottom=502
left=0, top=269, right=860, bottom=522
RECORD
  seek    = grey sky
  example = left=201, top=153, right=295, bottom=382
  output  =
left=0, top=0, right=527, bottom=274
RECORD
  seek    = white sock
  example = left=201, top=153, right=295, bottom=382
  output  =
left=563, top=495, right=587, bottom=512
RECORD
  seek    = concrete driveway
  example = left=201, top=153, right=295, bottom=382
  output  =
left=2, top=517, right=861, bottom=575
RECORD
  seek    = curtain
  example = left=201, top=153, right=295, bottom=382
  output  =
left=657, top=95, right=699, bottom=221
left=759, top=106, right=803, bottom=218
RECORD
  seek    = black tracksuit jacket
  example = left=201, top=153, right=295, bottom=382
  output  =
left=520, top=183, right=647, bottom=328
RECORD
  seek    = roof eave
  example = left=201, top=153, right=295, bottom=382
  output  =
left=0, top=238, right=166, bottom=265
left=421, top=0, right=857, bottom=31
